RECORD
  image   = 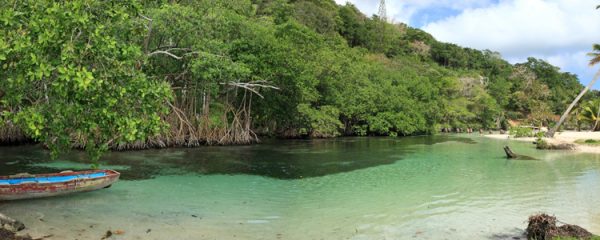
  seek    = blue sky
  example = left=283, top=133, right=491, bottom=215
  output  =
left=334, top=0, right=600, bottom=88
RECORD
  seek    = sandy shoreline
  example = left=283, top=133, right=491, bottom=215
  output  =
left=484, top=131, right=600, bottom=154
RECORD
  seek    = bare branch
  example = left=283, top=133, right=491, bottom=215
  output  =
left=148, top=50, right=184, bottom=60
left=221, top=80, right=280, bottom=99
left=139, top=14, right=152, bottom=22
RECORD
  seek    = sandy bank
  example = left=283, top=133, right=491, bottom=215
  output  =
left=484, top=131, right=600, bottom=154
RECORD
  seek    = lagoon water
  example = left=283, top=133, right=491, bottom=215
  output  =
left=1, top=135, right=600, bottom=239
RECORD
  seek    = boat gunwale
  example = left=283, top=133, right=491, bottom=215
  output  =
left=0, top=170, right=120, bottom=186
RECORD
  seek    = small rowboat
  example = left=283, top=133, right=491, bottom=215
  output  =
left=0, top=170, right=120, bottom=201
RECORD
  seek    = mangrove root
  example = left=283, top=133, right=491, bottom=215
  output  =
left=526, top=213, right=594, bottom=240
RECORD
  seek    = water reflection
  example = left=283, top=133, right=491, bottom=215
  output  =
left=0, top=136, right=475, bottom=180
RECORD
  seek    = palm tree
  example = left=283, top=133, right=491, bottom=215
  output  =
left=546, top=45, right=600, bottom=137
left=591, top=44, right=600, bottom=66
left=578, top=100, right=600, bottom=131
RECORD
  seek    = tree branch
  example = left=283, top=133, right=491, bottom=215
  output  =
left=221, top=80, right=280, bottom=98
left=148, top=50, right=184, bottom=60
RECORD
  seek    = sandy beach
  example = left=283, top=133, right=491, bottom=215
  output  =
left=485, top=131, right=600, bottom=154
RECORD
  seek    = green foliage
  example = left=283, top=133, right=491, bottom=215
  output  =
left=297, top=104, right=342, bottom=138
left=0, top=0, right=587, bottom=161
left=509, top=126, right=535, bottom=138
left=0, top=0, right=171, bottom=160
left=577, top=99, right=600, bottom=131
left=575, top=139, right=600, bottom=145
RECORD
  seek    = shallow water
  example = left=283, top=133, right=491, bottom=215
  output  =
left=1, top=135, right=600, bottom=239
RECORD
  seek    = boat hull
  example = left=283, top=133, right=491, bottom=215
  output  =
left=0, top=170, right=120, bottom=201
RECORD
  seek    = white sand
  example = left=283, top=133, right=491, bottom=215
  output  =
left=484, top=131, right=600, bottom=154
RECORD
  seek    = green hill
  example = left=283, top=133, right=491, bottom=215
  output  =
left=0, top=0, right=592, bottom=159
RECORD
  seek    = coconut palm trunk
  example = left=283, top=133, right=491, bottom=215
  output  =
left=546, top=70, right=600, bottom=137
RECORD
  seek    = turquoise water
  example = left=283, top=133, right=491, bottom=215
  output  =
left=1, top=136, right=600, bottom=239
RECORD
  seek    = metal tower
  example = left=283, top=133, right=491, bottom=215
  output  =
left=378, top=0, right=387, bottom=22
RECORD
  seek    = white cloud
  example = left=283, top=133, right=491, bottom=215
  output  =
left=421, top=0, right=600, bottom=86
left=334, top=0, right=600, bottom=87
left=334, top=0, right=495, bottom=25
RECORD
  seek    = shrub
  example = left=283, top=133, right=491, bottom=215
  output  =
left=509, top=126, right=534, bottom=138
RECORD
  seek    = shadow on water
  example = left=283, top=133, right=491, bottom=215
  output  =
left=0, top=135, right=476, bottom=180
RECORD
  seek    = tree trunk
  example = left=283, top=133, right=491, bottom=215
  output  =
left=546, top=70, right=600, bottom=137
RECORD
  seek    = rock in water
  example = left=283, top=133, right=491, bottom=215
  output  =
left=0, top=213, right=25, bottom=231
left=536, top=139, right=575, bottom=150
left=526, top=214, right=594, bottom=240
left=0, top=227, right=33, bottom=240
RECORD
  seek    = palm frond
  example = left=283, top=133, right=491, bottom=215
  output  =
left=590, top=55, right=600, bottom=66
left=589, top=45, right=600, bottom=66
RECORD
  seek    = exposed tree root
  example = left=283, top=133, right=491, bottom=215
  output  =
left=0, top=122, right=31, bottom=145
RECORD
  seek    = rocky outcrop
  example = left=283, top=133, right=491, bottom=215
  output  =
left=0, top=213, right=32, bottom=240
left=535, top=139, right=576, bottom=150
left=526, top=214, right=595, bottom=240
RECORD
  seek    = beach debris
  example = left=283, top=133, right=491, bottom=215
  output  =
left=113, top=229, right=125, bottom=235
left=101, top=230, right=112, bottom=240
left=146, top=229, right=152, bottom=234
left=526, top=214, right=594, bottom=240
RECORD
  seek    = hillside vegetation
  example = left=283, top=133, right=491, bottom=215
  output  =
left=0, top=0, right=593, bottom=159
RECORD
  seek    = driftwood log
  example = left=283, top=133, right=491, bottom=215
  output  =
left=504, top=146, right=537, bottom=160
left=504, top=146, right=518, bottom=159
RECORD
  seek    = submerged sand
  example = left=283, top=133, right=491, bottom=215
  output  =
left=485, top=131, right=600, bottom=154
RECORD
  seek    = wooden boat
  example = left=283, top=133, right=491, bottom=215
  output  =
left=0, top=170, right=120, bottom=201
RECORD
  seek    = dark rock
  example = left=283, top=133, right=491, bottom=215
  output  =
left=0, top=228, right=33, bottom=240
left=526, top=214, right=594, bottom=240
left=536, top=140, right=575, bottom=150
left=0, top=213, right=25, bottom=232
left=101, top=230, right=113, bottom=240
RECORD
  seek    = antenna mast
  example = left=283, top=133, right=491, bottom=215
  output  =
left=378, top=0, right=387, bottom=22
